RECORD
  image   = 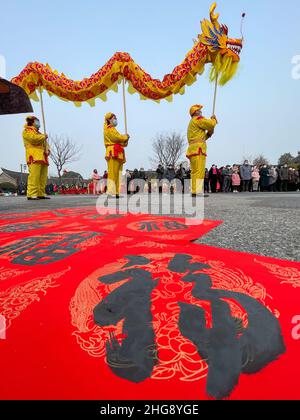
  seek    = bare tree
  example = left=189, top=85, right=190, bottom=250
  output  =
left=253, top=154, right=269, bottom=167
left=49, top=135, right=82, bottom=185
left=151, top=132, right=186, bottom=168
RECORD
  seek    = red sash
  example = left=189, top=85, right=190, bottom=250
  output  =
left=113, top=144, right=124, bottom=158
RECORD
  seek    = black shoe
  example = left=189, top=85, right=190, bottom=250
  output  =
left=192, top=193, right=209, bottom=198
left=116, top=195, right=124, bottom=199
left=38, top=196, right=51, bottom=200
left=27, top=197, right=39, bottom=200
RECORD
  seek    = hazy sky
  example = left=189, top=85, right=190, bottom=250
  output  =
left=1, top=0, right=299, bottom=178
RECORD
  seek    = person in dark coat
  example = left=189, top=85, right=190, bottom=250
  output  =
left=156, top=164, right=164, bottom=194
left=259, top=165, right=270, bottom=192
left=209, top=165, right=218, bottom=193
left=165, top=165, right=176, bottom=194
left=132, top=168, right=140, bottom=193
left=204, top=168, right=209, bottom=193
left=279, top=164, right=289, bottom=192
left=222, top=165, right=232, bottom=193
left=164, top=165, right=175, bottom=182
left=176, top=164, right=186, bottom=193
left=275, top=166, right=281, bottom=192
left=289, top=168, right=297, bottom=191
left=139, top=168, right=146, bottom=181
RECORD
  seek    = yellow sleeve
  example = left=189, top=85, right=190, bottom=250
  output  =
left=106, top=127, right=128, bottom=144
left=23, top=130, right=46, bottom=145
left=196, top=117, right=217, bottom=132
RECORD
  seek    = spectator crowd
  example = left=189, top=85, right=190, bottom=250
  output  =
left=6, top=161, right=300, bottom=197
left=203, top=161, right=300, bottom=193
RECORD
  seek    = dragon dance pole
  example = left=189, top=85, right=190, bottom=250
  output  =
left=212, top=73, right=219, bottom=116
left=122, top=78, right=128, bottom=135
left=38, top=85, right=47, bottom=135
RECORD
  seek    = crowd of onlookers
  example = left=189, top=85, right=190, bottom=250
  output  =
left=90, top=161, right=300, bottom=195
left=203, top=161, right=300, bottom=193
left=5, top=160, right=299, bottom=197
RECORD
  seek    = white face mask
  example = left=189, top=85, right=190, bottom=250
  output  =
left=34, top=120, right=40, bottom=129
left=111, top=118, right=118, bottom=127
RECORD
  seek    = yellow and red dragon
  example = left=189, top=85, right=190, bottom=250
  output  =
left=11, top=3, right=243, bottom=105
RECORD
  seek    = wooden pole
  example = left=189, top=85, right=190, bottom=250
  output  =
left=38, top=85, right=47, bottom=135
left=122, top=78, right=128, bottom=135
left=212, top=73, right=219, bottom=116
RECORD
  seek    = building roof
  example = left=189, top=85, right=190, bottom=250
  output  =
left=1, top=168, right=28, bottom=184
left=62, top=171, right=83, bottom=179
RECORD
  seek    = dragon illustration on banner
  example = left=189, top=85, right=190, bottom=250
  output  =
left=11, top=3, right=243, bottom=105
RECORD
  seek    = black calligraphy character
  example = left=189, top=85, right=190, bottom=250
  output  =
left=137, top=222, right=160, bottom=232
left=93, top=256, right=159, bottom=383
left=169, top=254, right=286, bottom=400
left=0, top=232, right=98, bottom=265
left=163, top=221, right=187, bottom=231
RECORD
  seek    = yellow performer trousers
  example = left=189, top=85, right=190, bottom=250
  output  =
left=27, top=164, right=48, bottom=198
left=190, top=155, right=206, bottom=195
left=107, top=159, right=123, bottom=195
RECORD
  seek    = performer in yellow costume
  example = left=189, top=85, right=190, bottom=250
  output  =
left=186, top=104, right=217, bottom=196
left=22, top=116, right=50, bottom=200
left=104, top=112, right=130, bottom=198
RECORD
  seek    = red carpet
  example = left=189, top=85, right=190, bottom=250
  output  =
left=0, top=208, right=299, bottom=400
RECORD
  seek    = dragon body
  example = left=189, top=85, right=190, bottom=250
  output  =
left=11, top=3, right=242, bottom=105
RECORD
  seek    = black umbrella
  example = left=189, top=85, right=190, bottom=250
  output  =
left=0, top=78, right=33, bottom=115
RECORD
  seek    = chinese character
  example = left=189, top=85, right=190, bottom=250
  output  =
left=93, top=256, right=158, bottom=383
left=170, top=254, right=286, bottom=399
left=0, top=232, right=99, bottom=265
left=93, top=254, right=285, bottom=399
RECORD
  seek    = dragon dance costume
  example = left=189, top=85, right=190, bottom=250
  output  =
left=11, top=4, right=243, bottom=104
left=22, top=121, right=49, bottom=199
left=186, top=105, right=217, bottom=195
left=104, top=113, right=129, bottom=196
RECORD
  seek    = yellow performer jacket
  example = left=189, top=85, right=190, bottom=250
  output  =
left=104, top=123, right=129, bottom=164
left=22, top=125, right=50, bottom=165
left=186, top=116, right=217, bottom=159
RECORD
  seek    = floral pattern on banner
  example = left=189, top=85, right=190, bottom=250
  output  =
left=254, top=258, right=300, bottom=288
left=0, top=268, right=70, bottom=329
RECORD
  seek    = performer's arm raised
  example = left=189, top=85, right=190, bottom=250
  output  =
left=23, top=129, right=47, bottom=145
left=196, top=117, right=217, bottom=133
left=106, top=127, right=129, bottom=145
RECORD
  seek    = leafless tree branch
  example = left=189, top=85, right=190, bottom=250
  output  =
left=151, top=132, right=186, bottom=167
left=49, top=135, right=82, bottom=184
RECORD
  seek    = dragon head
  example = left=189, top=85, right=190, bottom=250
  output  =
left=199, top=3, right=243, bottom=85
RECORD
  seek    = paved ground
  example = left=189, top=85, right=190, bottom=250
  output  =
left=0, top=192, right=299, bottom=262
